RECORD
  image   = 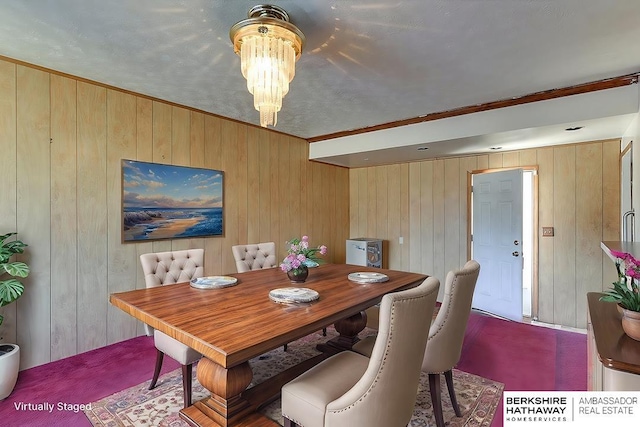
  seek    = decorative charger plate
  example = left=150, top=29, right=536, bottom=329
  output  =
left=190, top=276, right=238, bottom=290
left=348, top=272, right=389, bottom=284
left=269, top=287, right=320, bottom=304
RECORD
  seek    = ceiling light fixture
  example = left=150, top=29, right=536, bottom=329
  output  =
left=230, top=5, right=305, bottom=128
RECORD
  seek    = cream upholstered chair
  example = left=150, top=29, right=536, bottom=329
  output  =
left=281, top=277, right=440, bottom=427
left=231, top=242, right=278, bottom=272
left=140, top=249, right=204, bottom=408
left=353, top=260, right=480, bottom=427
left=421, top=260, right=480, bottom=427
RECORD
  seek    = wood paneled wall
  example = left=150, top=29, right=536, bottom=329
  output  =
left=0, top=59, right=349, bottom=369
left=350, top=142, right=620, bottom=329
left=0, top=55, right=622, bottom=367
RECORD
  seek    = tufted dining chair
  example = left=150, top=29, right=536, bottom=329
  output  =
left=231, top=242, right=278, bottom=272
left=281, top=277, right=440, bottom=427
left=352, top=260, right=481, bottom=427
left=139, top=249, right=204, bottom=408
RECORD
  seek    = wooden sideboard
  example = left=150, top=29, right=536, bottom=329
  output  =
left=587, top=292, right=640, bottom=391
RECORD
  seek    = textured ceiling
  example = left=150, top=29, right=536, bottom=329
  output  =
left=1, top=1, right=640, bottom=164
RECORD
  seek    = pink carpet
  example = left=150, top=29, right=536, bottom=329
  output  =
left=457, top=314, right=588, bottom=427
left=0, top=311, right=586, bottom=427
left=0, top=335, right=178, bottom=427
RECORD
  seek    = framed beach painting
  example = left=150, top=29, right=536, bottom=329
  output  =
left=121, top=160, right=224, bottom=242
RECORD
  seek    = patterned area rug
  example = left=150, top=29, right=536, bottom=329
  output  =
left=85, top=327, right=503, bottom=427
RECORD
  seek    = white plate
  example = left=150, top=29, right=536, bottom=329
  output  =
left=190, top=276, right=238, bottom=289
left=269, top=287, right=320, bottom=304
left=348, top=272, right=389, bottom=284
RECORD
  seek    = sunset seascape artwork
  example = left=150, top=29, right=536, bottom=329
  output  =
left=122, top=160, right=224, bottom=241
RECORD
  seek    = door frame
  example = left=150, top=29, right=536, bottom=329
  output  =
left=620, top=141, right=633, bottom=241
left=467, top=166, right=540, bottom=320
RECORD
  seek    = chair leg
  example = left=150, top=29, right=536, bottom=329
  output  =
left=445, top=369, right=462, bottom=417
left=182, top=363, right=193, bottom=408
left=429, top=373, right=445, bottom=427
left=149, top=349, right=164, bottom=390
left=283, top=417, right=299, bottom=427
left=284, top=343, right=288, bottom=351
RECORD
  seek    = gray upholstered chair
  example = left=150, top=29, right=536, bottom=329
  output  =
left=353, top=260, right=481, bottom=427
left=281, top=277, right=440, bottom=427
left=231, top=242, right=278, bottom=272
left=139, top=249, right=204, bottom=408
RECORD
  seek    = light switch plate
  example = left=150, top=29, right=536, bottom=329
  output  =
left=542, top=227, right=554, bottom=237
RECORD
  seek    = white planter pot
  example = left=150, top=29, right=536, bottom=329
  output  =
left=0, top=344, right=20, bottom=400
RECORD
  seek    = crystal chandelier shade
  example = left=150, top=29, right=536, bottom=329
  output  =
left=230, top=5, right=305, bottom=128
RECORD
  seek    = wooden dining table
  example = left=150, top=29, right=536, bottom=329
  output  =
left=110, top=263, right=427, bottom=427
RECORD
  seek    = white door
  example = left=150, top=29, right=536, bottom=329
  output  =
left=472, top=169, right=523, bottom=321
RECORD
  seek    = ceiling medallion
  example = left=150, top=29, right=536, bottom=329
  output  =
left=230, top=5, right=306, bottom=128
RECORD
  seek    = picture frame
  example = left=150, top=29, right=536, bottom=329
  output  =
left=121, top=159, right=224, bottom=242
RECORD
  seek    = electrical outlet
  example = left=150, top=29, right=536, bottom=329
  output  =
left=542, top=227, right=554, bottom=237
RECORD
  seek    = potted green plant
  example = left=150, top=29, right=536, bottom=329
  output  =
left=600, top=250, right=640, bottom=341
left=0, top=232, right=29, bottom=400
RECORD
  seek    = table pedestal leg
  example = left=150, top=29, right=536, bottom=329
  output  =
left=180, top=357, right=253, bottom=427
left=317, top=310, right=368, bottom=353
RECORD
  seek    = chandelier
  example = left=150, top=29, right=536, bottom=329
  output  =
left=230, top=5, right=305, bottom=128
